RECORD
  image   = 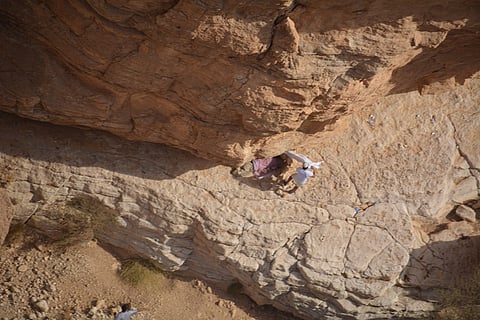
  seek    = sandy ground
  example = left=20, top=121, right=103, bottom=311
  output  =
left=0, top=230, right=296, bottom=320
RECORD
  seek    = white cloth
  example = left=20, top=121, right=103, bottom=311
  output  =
left=114, top=310, right=138, bottom=320
left=285, top=151, right=323, bottom=169
left=293, top=168, right=314, bottom=186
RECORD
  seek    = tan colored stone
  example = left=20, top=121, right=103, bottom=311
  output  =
left=345, top=225, right=393, bottom=275
left=303, top=220, right=354, bottom=275
left=0, top=188, right=14, bottom=246
left=455, top=205, right=476, bottom=222
left=17, top=265, right=28, bottom=273
left=1, top=75, right=479, bottom=318
left=1, top=74, right=479, bottom=319
left=403, top=221, right=480, bottom=290
left=453, top=176, right=479, bottom=203
left=0, top=1, right=479, bottom=316
left=1, top=1, right=478, bottom=165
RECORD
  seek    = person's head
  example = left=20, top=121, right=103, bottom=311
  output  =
left=121, top=303, right=131, bottom=312
left=302, top=162, right=309, bottom=170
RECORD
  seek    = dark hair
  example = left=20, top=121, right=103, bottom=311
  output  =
left=121, top=303, right=131, bottom=312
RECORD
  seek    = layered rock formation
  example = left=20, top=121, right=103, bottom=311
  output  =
left=1, top=74, right=479, bottom=319
left=1, top=0, right=480, bottom=319
left=1, top=0, right=479, bottom=164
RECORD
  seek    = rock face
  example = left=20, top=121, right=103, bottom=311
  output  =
left=1, top=74, right=479, bottom=319
left=1, top=1, right=480, bottom=319
left=1, top=0, right=479, bottom=164
left=0, top=189, right=14, bottom=246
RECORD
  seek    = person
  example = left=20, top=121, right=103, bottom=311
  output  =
left=231, top=154, right=289, bottom=179
left=114, top=303, right=138, bottom=320
left=282, top=162, right=315, bottom=193
left=284, top=150, right=323, bottom=169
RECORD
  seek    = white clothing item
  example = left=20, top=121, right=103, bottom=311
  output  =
left=114, top=310, right=138, bottom=320
left=293, top=168, right=314, bottom=186
left=285, top=151, right=323, bottom=169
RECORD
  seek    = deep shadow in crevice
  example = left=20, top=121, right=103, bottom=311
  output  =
left=399, top=234, right=480, bottom=310
left=446, top=207, right=463, bottom=222
left=0, top=111, right=290, bottom=192
left=0, top=112, right=216, bottom=180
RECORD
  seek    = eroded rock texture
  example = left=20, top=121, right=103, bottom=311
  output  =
left=1, top=0, right=479, bottom=164
left=1, top=1, right=480, bottom=319
left=0, top=189, right=14, bottom=246
left=1, top=76, right=479, bottom=319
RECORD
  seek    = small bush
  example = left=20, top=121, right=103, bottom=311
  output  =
left=66, top=196, right=119, bottom=239
left=27, top=202, right=93, bottom=247
left=118, top=259, right=170, bottom=288
left=26, top=195, right=119, bottom=248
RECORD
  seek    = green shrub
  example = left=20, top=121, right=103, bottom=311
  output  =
left=66, top=196, right=118, bottom=239
left=118, top=259, right=170, bottom=288
left=27, top=195, right=119, bottom=247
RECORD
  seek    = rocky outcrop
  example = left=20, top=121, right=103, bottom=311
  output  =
left=1, top=0, right=479, bottom=165
left=1, top=1, right=479, bottom=319
left=0, top=189, right=14, bottom=246
left=1, top=74, right=478, bottom=319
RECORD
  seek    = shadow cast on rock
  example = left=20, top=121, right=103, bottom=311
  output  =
left=389, top=26, right=480, bottom=95
left=232, top=174, right=284, bottom=193
left=399, top=234, right=480, bottom=312
left=0, top=112, right=215, bottom=180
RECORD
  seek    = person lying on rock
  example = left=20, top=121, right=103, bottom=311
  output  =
left=231, top=154, right=289, bottom=179
left=114, top=303, right=138, bottom=320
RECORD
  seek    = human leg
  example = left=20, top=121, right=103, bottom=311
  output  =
left=283, top=185, right=298, bottom=194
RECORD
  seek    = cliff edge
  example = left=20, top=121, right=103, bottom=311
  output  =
left=1, top=1, right=479, bottom=319
left=1, top=0, right=479, bottom=164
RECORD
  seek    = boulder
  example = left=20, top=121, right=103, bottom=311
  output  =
left=0, top=188, right=14, bottom=246
left=0, top=1, right=479, bottom=319
left=0, top=73, right=478, bottom=319
left=455, top=205, right=477, bottom=222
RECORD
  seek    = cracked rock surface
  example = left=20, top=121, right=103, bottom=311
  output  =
left=1, top=0, right=479, bottom=164
left=1, top=75, right=479, bottom=319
